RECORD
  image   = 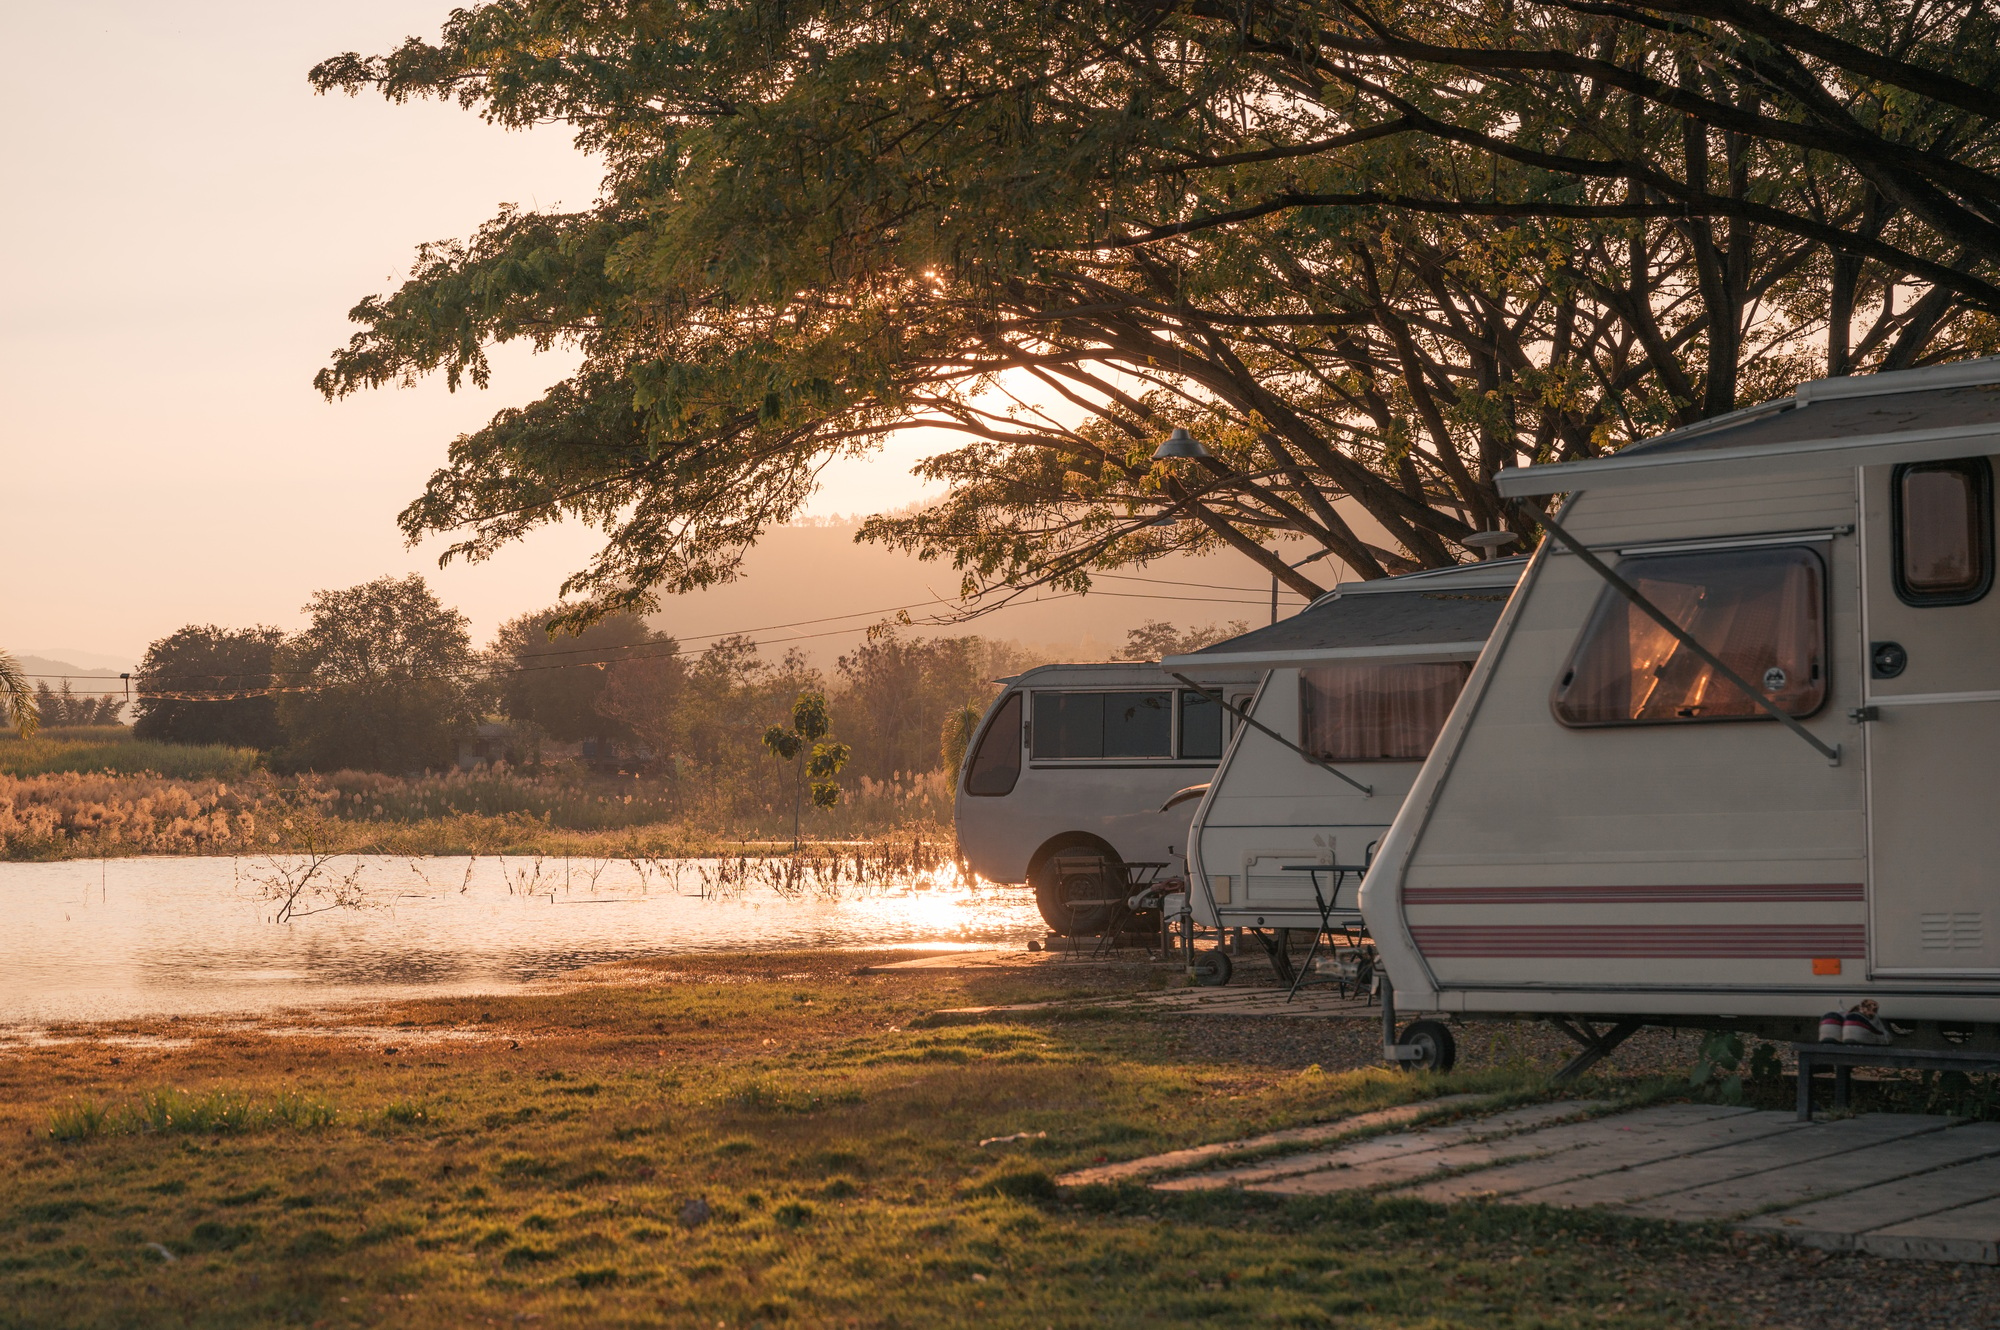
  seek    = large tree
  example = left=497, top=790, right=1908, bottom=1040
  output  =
left=134, top=625, right=285, bottom=749
left=311, top=0, right=2000, bottom=615
left=274, top=576, right=479, bottom=774
left=488, top=608, right=671, bottom=743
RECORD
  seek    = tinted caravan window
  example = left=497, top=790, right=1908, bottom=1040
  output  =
left=1554, top=545, right=1825, bottom=725
left=1300, top=663, right=1471, bottom=761
left=1031, top=691, right=1173, bottom=759
left=1178, top=690, right=1223, bottom=759
left=963, top=693, right=1022, bottom=795
left=1895, top=458, right=1992, bottom=605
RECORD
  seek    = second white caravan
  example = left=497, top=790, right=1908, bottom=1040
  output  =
left=1165, top=561, right=1525, bottom=938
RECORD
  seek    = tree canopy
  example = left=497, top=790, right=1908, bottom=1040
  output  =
left=313, top=0, right=2000, bottom=615
left=488, top=608, right=670, bottom=743
left=274, top=576, right=479, bottom=773
left=134, top=625, right=286, bottom=749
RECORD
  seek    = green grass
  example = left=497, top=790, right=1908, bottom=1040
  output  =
left=46, top=1088, right=338, bottom=1141
left=0, top=950, right=1777, bottom=1328
left=0, top=728, right=261, bottom=780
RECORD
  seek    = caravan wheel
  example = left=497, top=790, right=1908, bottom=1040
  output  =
left=1191, top=948, right=1233, bottom=987
left=1395, top=1020, right=1457, bottom=1073
left=1030, top=837, right=1126, bottom=935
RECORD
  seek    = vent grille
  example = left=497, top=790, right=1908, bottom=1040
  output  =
left=1920, top=912, right=1985, bottom=951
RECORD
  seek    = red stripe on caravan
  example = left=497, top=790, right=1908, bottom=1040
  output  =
left=1404, top=884, right=1865, bottom=904
left=1409, top=925, right=1865, bottom=958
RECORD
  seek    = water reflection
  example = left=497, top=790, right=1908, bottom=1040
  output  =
left=0, top=856, right=1041, bottom=1023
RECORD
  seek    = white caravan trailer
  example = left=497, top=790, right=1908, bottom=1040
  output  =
left=1362, top=356, right=2000, bottom=1068
left=1164, top=561, right=1524, bottom=944
left=955, top=661, right=1255, bottom=933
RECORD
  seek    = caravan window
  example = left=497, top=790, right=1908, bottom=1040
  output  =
left=1178, top=690, right=1223, bottom=759
left=1299, top=663, right=1472, bottom=761
left=1553, top=546, right=1826, bottom=726
left=1894, top=458, right=1992, bottom=605
left=1032, top=691, right=1173, bottom=759
left=963, top=693, right=1022, bottom=795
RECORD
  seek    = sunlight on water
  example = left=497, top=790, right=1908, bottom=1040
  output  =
left=0, top=856, right=1042, bottom=1024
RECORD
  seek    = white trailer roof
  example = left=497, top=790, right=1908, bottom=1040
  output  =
left=1162, top=560, right=1524, bottom=674
left=1497, top=356, right=2000, bottom=497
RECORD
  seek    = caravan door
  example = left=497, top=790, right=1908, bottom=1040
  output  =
left=1865, top=455, right=2000, bottom=974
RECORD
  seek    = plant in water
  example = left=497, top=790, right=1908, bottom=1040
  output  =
left=762, top=692, right=850, bottom=852
left=248, top=786, right=369, bottom=922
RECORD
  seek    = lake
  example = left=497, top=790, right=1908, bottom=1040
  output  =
left=0, top=855, right=1043, bottom=1025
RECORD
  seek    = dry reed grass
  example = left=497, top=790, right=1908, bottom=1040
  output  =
left=0, top=762, right=956, bottom=862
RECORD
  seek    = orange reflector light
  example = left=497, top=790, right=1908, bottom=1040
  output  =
left=1812, top=958, right=1842, bottom=976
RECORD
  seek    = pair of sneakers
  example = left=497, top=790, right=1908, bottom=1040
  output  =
left=1819, top=1002, right=1890, bottom=1045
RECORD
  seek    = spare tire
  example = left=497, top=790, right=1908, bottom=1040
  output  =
left=1031, top=837, right=1127, bottom=935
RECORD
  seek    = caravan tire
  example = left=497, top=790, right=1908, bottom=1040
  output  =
left=1395, top=1020, right=1456, bottom=1073
left=1191, top=948, right=1233, bottom=987
left=1030, top=836, right=1126, bottom=936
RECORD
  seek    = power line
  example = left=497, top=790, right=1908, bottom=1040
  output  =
left=22, top=584, right=1273, bottom=700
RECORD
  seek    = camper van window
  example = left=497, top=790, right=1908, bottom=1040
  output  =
left=1894, top=458, right=1992, bottom=605
left=1554, top=546, right=1826, bottom=726
left=1178, top=690, right=1223, bottom=759
left=1299, top=662, right=1472, bottom=761
left=1031, top=691, right=1174, bottom=760
left=964, top=693, right=1023, bottom=795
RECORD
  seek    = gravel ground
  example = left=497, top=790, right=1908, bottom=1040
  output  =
left=1652, top=1239, right=2000, bottom=1329
left=1156, top=1009, right=1706, bottom=1077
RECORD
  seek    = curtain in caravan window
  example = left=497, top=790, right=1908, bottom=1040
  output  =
left=1299, top=663, right=1473, bottom=761
left=1553, top=546, right=1825, bottom=725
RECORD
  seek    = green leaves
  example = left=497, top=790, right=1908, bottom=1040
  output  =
left=318, top=0, right=2000, bottom=621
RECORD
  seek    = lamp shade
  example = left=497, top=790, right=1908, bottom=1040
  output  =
left=1462, top=530, right=1519, bottom=556
left=1152, top=427, right=1211, bottom=461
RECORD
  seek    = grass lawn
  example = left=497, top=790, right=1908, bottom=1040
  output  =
left=0, top=953, right=1842, bottom=1328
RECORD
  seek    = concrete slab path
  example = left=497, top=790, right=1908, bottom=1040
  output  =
left=1153, top=1100, right=1609, bottom=1192
left=1072, top=1097, right=2000, bottom=1263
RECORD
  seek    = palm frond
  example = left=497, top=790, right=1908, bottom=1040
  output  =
left=0, top=649, right=40, bottom=738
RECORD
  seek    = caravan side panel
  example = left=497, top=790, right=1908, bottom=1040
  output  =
left=1382, top=472, right=1871, bottom=1014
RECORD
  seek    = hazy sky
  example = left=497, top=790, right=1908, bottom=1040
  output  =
left=1, top=3, right=1313, bottom=671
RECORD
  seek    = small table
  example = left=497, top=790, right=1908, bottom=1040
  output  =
left=1280, top=863, right=1370, bottom=1001
left=1793, top=1042, right=2000, bottom=1120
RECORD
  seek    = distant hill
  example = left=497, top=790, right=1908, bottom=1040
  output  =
left=14, top=656, right=130, bottom=699
left=637, top=517, right=1319, bottom=668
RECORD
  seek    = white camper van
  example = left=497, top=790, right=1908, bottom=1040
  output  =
left=955, top=661, right=1253, bottom=933
left=1363, top=356, right=2000, bottom=1062
left=1165, top=561, right=1524, bottom=942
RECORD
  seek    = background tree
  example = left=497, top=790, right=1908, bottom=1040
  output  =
left=489, top=609, right=669, bottom=746
left=274, top=576, right=478, bottom=774
left=940, top=704, right=984, bottom=777
left=832, top=632, right=1021, bottom=783
left=311, top=0, right=1999, bottom=618
left=0, top=649, right=37, bottom=738
left=31, top=682, right=123, bottom=729
left=133, top=625, right=284, bottom=748
left=1117, top=620, right=1252, bottom=662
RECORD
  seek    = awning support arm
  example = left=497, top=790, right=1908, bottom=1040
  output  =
left=1169, top=672, right=1373, bottom=796
left=1528, top=503, right=1842, bottom=766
